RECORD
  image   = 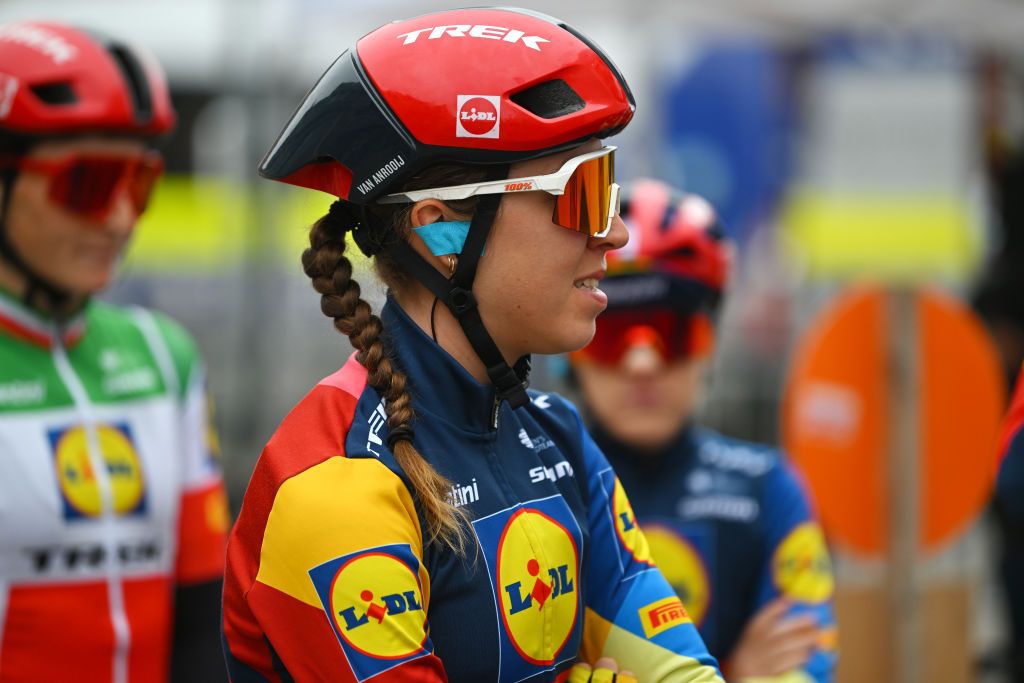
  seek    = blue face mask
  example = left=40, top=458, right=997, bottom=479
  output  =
left=411, top=220, right=473, bottom=256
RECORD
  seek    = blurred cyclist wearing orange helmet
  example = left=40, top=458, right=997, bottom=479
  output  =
left=570, top=178, right=838, bottom=681
left=0, top=21, right=227, bottom=683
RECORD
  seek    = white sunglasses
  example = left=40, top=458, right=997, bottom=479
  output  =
left=378, top=146, right=620, bottom=238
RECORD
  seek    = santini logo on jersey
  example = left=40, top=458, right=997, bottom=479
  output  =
left=447, top=478, right=479, bottom=508
left=396, top=25, right=550, bottom=51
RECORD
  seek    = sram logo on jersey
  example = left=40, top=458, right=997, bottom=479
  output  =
left=473, top=498, right=582, bottom=679
left=309, top=544, right=431, bottom=681
left=529, top=460, right=573, bottom=484
left=48, top=422, right=147, bottom=520
left=456, top=95, right=499, bottom=139
left=396, top=24, right=550, bottom=51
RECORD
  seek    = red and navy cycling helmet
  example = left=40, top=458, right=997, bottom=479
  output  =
left=606, top=178, right=732, bottom=317
left=0, top=21, right=175, bottom=139
left=570, top=180, right=732, bottom=366
left=262, top=8, right=635, bottom=410
left=259, top=7, right=634, bottom=203
left=0, top=21, right=175, bottom=310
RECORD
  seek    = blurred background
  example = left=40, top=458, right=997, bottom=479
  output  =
left=7, top=0, right=1024, bottom=680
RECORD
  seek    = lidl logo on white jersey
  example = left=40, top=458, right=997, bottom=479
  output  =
left=48, top=422, right=147, bottom=520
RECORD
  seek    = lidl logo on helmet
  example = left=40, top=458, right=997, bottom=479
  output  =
left=309, top=544, right=430, bottom=681
left=49, top=422, right=147, bottom=520
left=473, top=498, right=582, bottom=679
left=772, top=522, right=834, bottom=604
left=457, top=95, right=500, bottom=139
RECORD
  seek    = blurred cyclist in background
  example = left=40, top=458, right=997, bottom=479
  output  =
left=0, top=21, right=227, bottom=683
left=568, top=178, right=837, bottom=681
left=997, top=371, right=1024, bottom=683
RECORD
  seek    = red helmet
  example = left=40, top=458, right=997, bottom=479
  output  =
left=605, top=178, right=733, bottom=316
left=259, top=7, right=634, bottom=203
left=0, top=21, right=175, bottom=138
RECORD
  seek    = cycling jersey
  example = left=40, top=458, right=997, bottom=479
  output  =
left=997, top=366, right=1024, bottom=681
left=998, top=367, right=1024, bottom=528
left=596, top=424, right=837, bottom=682
left=0, top=289, right=228, bottom=683
left=222, top=299, right=723, bottom=682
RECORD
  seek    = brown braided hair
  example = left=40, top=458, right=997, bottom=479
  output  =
left=301, top=163, right=488, bottom=555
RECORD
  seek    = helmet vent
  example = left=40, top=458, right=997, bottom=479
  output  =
left=108, top=44, right=153, bottom=123
left=30, top=82, right=76, bottom=106
left=510, top=79, right=584, bottom=119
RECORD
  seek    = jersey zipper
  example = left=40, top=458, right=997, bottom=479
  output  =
left=52, top=329, right=131, bottom=683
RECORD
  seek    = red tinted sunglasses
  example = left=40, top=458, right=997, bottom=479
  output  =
left=3, top=151, right=164, bottom=222
left=575, top=309, right=714, bottom=366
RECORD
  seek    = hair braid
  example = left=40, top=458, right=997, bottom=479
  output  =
left=302, top=205, right=470, bottom=555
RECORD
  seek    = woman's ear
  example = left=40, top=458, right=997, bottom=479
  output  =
left=410, top=199, right=449, bottom=229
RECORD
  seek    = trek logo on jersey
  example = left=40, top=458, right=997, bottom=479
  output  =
left=644, top=525, right=711, bottom=625
left=639, top=596, right=692, bottom=639
left=608, top=474, right=654, bottom=567
left=396, top=25, right=550, bottom=51
left=25, top=538, right=161, bottom=575
left=773, top=522, right=834, bottom=604
left=49, top=422, right=147, bottom=520
left=457, top=95, right=500, bottom=138
left=473, top=497, right=582, bottom=679
left=309, top=544, right=430, bottom=680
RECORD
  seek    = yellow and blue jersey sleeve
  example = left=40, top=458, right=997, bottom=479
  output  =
left=752, top=462, right=838, bottom=681
left=574, top=417, right=724, bottom=682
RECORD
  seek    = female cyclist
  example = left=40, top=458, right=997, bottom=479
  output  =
left=0, top=21, right=227, bottom=683
left=568, top=179, right=837, bottom=681
left=222, top=7, right=722, bottom=682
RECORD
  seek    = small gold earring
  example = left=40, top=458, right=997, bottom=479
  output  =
left=446, top=254, right=457, bottom=278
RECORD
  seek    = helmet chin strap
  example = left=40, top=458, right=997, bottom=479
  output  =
left=387, top=163, right=532, bottom=412
left=0, top=169, right=74, bottom=315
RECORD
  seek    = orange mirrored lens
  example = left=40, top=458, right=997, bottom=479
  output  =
left=553, top=150, right=614, bottom=236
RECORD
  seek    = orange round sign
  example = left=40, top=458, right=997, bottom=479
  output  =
left=782, top=285, right=1005, bottom=555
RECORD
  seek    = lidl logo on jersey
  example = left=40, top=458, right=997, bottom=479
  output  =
left=644, top=525, right=711, bottom=626
left=309, top=543, right=431, bottom=681
left=48, top=422, right=147, bottom=520
left=473, top=497, right=582, bottom=679
left=606, top=472, right=654, bottom=569
left=773, top=522, right=834, bottom=604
